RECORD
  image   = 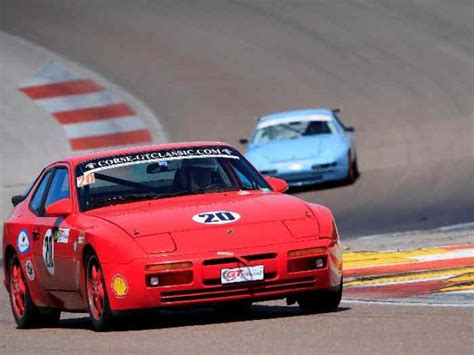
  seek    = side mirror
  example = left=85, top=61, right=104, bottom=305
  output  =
left=265, top=176, right=288, bottom=193
left=239, top=138, right=249, bottom=145
left=45, top=198, right=73, bottom=217
left=11, top=195, right=25, bottom=206
left=345, top=126, right=355, bottom=132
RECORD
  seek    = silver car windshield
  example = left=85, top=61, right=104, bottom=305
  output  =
left=251, top=120, right=338, bottom=143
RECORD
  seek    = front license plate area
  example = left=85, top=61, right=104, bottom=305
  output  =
left=221, top=265, right=264, bottom=284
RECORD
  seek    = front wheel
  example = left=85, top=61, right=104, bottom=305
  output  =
left=8, top=255, right=60, bottom=328
left=297, top=280, right=343, bottom=314
left=86, top=254, right=114, bottom=331
left=9, top=255, right=36, bottom=328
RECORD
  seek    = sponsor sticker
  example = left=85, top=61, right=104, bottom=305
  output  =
left=192, top=211, right=241, bottom=225
left=25, top=260, right=35, bottom=281
left=17, top=229, right=30, bottom=254
left=78, top=231, right=85, bottom=244
left=77, top=173, right=96, bottom=188
left=42, top=229, right=55, bottom=275
left=54, top=228, right=70, bottom=243
left=111, top=274, right=128, bottom=298
left=74, top=232, right=85, bottom=252
left=221, top=265, right=264, bottom=284
left=80, top=146, right=240, bottom=174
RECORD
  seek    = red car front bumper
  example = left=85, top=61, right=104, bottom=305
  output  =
left=101, top=239, right=342, bottom=312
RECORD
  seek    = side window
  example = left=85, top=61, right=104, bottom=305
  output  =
left=44, top=168, right=70, bottom=208
left=223, top=159, right=260, bottom=190
left=29, top=170, right=53, bottom=215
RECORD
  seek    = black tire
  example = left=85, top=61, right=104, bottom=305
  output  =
left=297, top=280, right=343, bottom=314
left=215, top=300, right=253, bottom=315
left=352, top=154, right=359, bottom=177
left=85, top=254, right=114, bottom=331
left=37, top=308, right=61, bottom=327
left=7, top=255, right=60, bottom=328
left=345, top=151, right=358, bottom=184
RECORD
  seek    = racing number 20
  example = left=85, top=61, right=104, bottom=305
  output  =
left=199, top=212, right=236, bottom=223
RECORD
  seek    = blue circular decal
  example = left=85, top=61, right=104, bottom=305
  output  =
left=17, top=229, right=30, bottom=254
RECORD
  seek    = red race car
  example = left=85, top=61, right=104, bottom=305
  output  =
left=3, top=142, right=343, bottom=331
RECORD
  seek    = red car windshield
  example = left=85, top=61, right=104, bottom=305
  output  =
left=75, top=146, right=270, bottom=211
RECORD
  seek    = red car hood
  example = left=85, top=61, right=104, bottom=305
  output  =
left=88, top=192, right=318, bottom=254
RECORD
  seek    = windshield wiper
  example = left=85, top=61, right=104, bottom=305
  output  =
left=90, top=186, right=259, bottom=208
left=89, top=193, right=162, bottom=209
left=239, top=186, right=260, bottom=191
left=158, top=186, right=242, bottom=199
left=191, top=186, right=241, bottom=194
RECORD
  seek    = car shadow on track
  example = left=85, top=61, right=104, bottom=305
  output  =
left=56, top=304, right=351, bottom=332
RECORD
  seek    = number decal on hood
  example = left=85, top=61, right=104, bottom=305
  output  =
left=192, top=211, right=241, bottom=224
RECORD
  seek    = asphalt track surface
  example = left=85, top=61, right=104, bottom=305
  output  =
left=0, top=264, right=472, bottom=355
left=1, top=0, right=473, bottom=238
left=0, top=0, right=473, bottom=353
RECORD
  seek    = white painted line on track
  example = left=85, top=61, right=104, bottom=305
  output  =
left=63, top=116, right=147, bottom=138
left=437, top=222, right=474, bottom=232
left=411, top=248, right=474, bottom=262
left=19, top=61, right=81, bottom=87
left=347, top=275, right=469, bottom=288
left=341, top=299, right=474, bottom=308
left=354, top=222, right=474, bottom=241
left=35, top=91, right=123, bottom=113
left=439, top=290, right=474, bottom=295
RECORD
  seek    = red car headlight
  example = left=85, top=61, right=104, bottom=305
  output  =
left=287, top=247, right=327, bottom=273
left=135, top=233, right=176, bottom=254
left=146, top=271, right=193, bottom=287
left=145, top=262, right=193, bottom=287
left=319, top=220, right=339, bottom=245
left=145, top=261, right=192, bottom=272
left=283, top=218, right=320, bottom=238
left=287, top=247, right=327, bottom=257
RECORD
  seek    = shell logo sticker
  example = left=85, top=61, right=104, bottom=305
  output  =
left=192, top=211, right=241, bottom=225
left=111, top=274, right=128, bottom=298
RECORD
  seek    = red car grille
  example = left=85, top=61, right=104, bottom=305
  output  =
left=201, top=252, right=279, bottom=286
left=203, top=272, right=277, bottom=286
left=202, top=253, right=277, bottom=266
left=160, top=276, right=316, bottom=304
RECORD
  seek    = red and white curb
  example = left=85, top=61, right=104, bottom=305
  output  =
left=19, top=62, right=153, bottom=150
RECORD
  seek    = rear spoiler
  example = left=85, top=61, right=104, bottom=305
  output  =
left=258, top=108, right=344, bottom=120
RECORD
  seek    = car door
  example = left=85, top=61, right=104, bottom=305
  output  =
left=28, top=169, right=54, bottom=290
left=31, top=165, right=79, bottom=291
